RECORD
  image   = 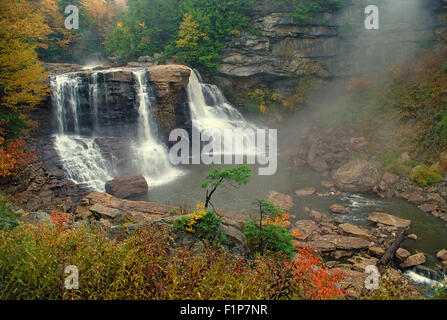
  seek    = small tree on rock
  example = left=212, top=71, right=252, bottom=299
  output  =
left=201, top=165, right=251, bottom=210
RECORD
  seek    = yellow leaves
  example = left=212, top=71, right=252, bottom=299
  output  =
left=139, top=22, right=146, bottom=28
left=184, top=202, right=207, bottom=233
left=176, top=14, right=208, bottom=49
left=0, top=0, right=49, bottom=117
left=39, top=0, right=78, bottom=49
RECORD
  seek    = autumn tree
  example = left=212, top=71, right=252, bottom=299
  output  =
left=80, top=0, right=123, bottom=46
left=37, top=0, right=79, bottom=61
left=0, top=0, right=48, bottom=176
left=176, top=13, right=208, bottom=66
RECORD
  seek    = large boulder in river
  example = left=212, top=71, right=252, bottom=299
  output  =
left=400, top=253, right=426, bottom=269
left=267, top=191, right=294, bottom=211
left=105, top=175, right=149, bottom=199
left=368, top=212, right=411, bottom=228
left=332, top=160, right=381, bottom=192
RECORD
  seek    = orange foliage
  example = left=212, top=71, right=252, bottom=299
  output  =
left=265, top=212, right=291, bottom=228
left=50, top=210, right=68, bottom=232
left=285, top=245, right=348, bottom=300
left=0, top=131, right=35, bottom=178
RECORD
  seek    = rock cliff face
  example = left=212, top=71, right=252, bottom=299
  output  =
left=217, top=0, right=441, bottom=92
left=22, top=65, right=192, bottom=211
left=41, top=64, right=191, bottom=139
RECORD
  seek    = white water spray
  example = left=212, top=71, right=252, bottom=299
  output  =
left=131, top=70, right=183, bottom=187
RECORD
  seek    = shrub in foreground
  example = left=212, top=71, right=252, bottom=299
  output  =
left=0, top=219, right=347, bottom=300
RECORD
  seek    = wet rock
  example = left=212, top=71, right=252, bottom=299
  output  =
left=368, top=212, right=411, bottom=228
left=338, top=223, right=370, bottom=239
left=333, top=160, right=381, bottom=192
left=293, top=220, right=319, bottom=241
left=436, top=249, right=447, bottom=261
left=369, top=247, right=385, bottom=256
left=83, top=192, right=180, bottom=216
left=408, top=234, right=418, bottom=240
left=309, top=210, right=323, bottom=222
left=375, top=172, right=400, bottom=198
left=89, top=203, right=122, bottom=220
left=400, top=253, right=426, bottom=269
left=105, top=175, right=149, bottom=199
left=348, top=256, right=379, bottom=273
left=311, top=234, right=370, bottom=250
left=418, top=204, right=438, bottom=213
left=330, top=204, right=349, bottom=215
left=305, top=240, right=337, bottom=252
left=295, top=187, right=316, bottom=196
left=396, top=248, right=411, bottom=262
left=267, top=191, right=294, bottom=211
left=332, top=250, right=354, bottom=259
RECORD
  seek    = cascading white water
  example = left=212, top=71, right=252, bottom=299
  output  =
left=187, top=69, right=259, bottom=156
left=131, top=70, right=183, bottom=186
left=54, top=135, right=114, bottom=191
left=51, top=73, right=115, bottom=191
left=187, top=70, right=255, bottom=131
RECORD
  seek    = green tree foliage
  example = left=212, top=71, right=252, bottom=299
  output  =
left=106, top=0, right=254, bottom=73
left=201, top=165, right=252, bottom=209
left=274, top=0, right=346, bottom=25
left=107, top=0, right=182, bottom=61
left=244, top=199, right=295, bottom=258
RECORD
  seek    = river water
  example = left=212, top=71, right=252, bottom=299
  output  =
left=142, top=161, right=447, bottom=269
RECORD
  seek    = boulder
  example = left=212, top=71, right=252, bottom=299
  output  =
left=293, top=220, right=319, bottom=241
left=330, top=204, right=349, bottom=215
left=418, top=204, right=438, bottom=213
left=396, top=248, right=411, bottom=262
left=436, top=249, right=447, bottom=261
left=267, top=191, right=294, bottom=211
left=408, top=234, right=418, bottom=240
left=369, top=247, right=385, bottom=256
left=295, top=187, right=316, bottom=196
left=105, top=175, right=149, bottom=199
left=338, top=223, right=370, bottom=239
left=368, top=212, right=411, bottom=228
left=89, top=203, right=122, bottom=220
left=310, top=234, right=370, bottom=250
left=400, top=253, right=426, bottom=268
left=333, top=160, right=381, bottom=192
left=82, top=192, right=180, bottom=216
left=306, top=240, right=337, bottom=252
left=309, top=210, right=324, bottom=222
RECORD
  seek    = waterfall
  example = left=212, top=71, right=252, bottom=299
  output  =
left=51, top=68, right=184, bottom=192
left=187, top=69, right=259, bottom=156
left=187, top=70, right=255, bottom=131
left=131, top=70, right=183, bottom=186
left=53, top=135, right=114, bottom=191
left=51, top=73, right=115, bottom=191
